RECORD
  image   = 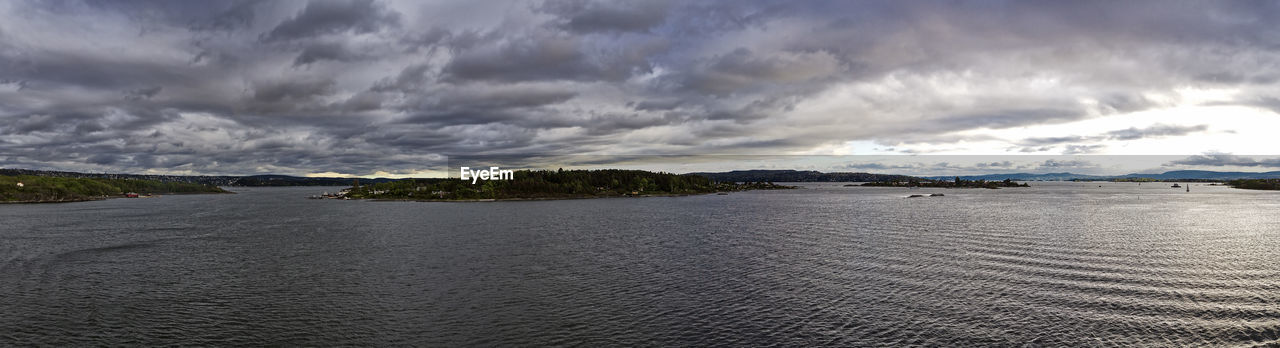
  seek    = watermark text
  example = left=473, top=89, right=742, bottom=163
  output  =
left=461, top=166, right=514, bottom=184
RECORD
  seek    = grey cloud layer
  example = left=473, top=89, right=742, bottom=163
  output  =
left=1, top=0, right=1277, bottom=175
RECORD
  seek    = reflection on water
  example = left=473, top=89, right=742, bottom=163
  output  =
left=1, top=183, right=1279, bottom=346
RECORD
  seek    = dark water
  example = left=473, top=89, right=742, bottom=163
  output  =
left=2, top=183, right=1279, bottom=346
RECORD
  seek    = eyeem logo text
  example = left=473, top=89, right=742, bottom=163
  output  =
left=460, top=166, right=514, bottom=184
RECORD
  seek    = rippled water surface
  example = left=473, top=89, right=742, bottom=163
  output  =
left=2, top=183, right=1280, bottom=346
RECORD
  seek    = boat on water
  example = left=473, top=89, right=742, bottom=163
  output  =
left=1171, top=184, right=1182, bottom=188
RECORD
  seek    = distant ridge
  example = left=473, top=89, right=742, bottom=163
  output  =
left=689, top=170, right=923, bottom=182
left=0, top=169, right=399, bottom=187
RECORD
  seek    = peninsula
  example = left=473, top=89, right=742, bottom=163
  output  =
left=343, top=169, right=794, bottom=201
left=0, top=175, right=229, bottom=203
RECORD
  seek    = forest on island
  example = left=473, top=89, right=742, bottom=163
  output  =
left=345, top=169, right=793, bottom=200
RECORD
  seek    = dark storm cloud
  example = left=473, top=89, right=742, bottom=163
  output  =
left=1, top=49, right=194, bottom=91
left=630, top=99, right=682, bottom=111
left=394, top=83, right=579, bottom=127
left=1063, top=145, right=1107, bottom=155
left=123, top=86, right=163, bottom=100
left=1019, top=136, right=1088, bottom=147
left=838, top=162, right=921, bottom=171
left=933, top=109, right=1084, bottom=132
left=975, top=161, right=1014, bottom=169
left=439, top=29, right=661, bottom=83
left=1019, top=124, right=1210, bottom=148
left=582, top=113, right=669, bottom=135
left=76, top=0, right=260, bottom=32
left=370, top=64, right=433, bottom=92
left=1229, top=97, right=1280, bottom=114
left=250, top=76, right=335, bottom=103
left=292, top=42, right=364, bottom=66
left=1105, top=124, right=1209, bottom=141
left=1038, top=159, right=1098, bottom=169
left=872, top=134, right=1000, bottom=147
left=261, top=0, right=400, bottom=42
left=1016, top=146, right=1054, bottom=153
left=678, top=48, right=842, bottom=96
left=539, top=0, right=672, bottom=34
left=1, top=0, right=1278, bottom=176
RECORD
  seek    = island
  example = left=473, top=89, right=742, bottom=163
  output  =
left=342, top=169, right=795, bottom=201
left=859, top=177, right=1029, bottom=189
left=0, top=175, right=230, bottom=203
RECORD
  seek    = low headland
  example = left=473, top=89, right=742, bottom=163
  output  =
left=0, top=175, right=229, bottom=203
left=342, top=169, right=795, bottom=201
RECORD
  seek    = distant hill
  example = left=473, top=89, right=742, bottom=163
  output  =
left=689, top=170, right=923, bottom=182
left=0, top=169, right=399, bottom=187
left=926, top=170, right=1280, bottom=181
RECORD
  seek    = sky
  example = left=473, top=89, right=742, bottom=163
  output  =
left=2, top=0, right=1280, bottom=177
